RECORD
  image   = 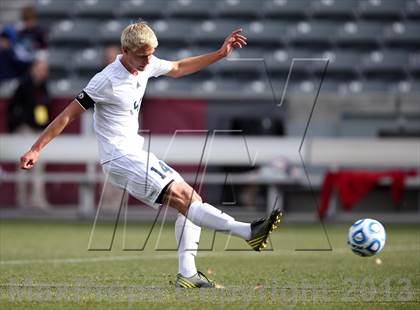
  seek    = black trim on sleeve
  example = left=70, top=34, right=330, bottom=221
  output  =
left=155, top=180, right=175, bottom=204
left=75, top=90, right=95, bottom=110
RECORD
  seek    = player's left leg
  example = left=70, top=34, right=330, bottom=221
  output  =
left=173, top=213, right=217, bottom=288
left=175, top=212, right=201, bottom=278
left=155, top=181, right=214, bottom=288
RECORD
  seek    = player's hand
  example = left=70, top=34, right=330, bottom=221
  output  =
left=218, top=28, right=247, bottom=58
left=20, top=150, right=39, bottom=170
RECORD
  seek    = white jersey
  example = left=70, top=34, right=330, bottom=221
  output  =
left=75, top=55, right=173, bottom=164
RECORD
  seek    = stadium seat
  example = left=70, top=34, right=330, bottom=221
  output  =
left=35, top=0, right=73, bottom=18
left=270, top=76, right=342, bottom=94
left=167, top=0, right=214, bottom=18
left=391, top=79, right=420, bottom=94
left=147, top=77, right=194, bottom=96
left=269, top=76, right=321, bottom=94
left=35, top=0, right=418, bottom=99
left=209, top=48, right=265, bottom=74
left=153, top=48, right=176, bottom=60
left=359, top=80, right=392, bottom=92
left=287, top=21, right=338, bottom=46
left=72, top=47, right=104, bottom=74
left=334, top=21, right=385, bottom=46
left=242, top=20, right=291, bottom=45
left=296, top=78, right=334, bottom=93
left=120, top=0, right=168, bottom=19
left=310, top=0, right=359, bottom=18
left=155, top=47, right=211, bottom=61
left=150, top=19, right=197, bottom=44
left=48, top=48, right=73, bottom=76
left=49, top=19, right=98, bottom=44
left=310, top=50, right=363, bottom=77
left=240, top=78, right=277, bottom=97
left=406, top=0, right=420, bottom=18
left=49, top=77, right=90, bottom=97
left=192, top=77, right=243, bottom=96
left=153, top=47, right=215, bottom=77
left=262, top=0, right=312, bottom=18
left=383, top=22, right=420, bottom=46
left=344, top=79, right=390, bottom=94
left=408, top=52, right=420, bottom=74
left=216, top=0, right=263, bottom=18
left=75, top=0, right=119, bottom=18
left=317, top=78, right=344, bottom=91
left=98, top=19, right=133, bottom=44
left=360, top=50, right=409, bottom=76
left=0, top=79, right=18, bottom=98
left=265, top=48, right=313, bottom=75
left=357, top=0, right=406, bottom=19
left=407, top=79, right=420, bottom=92
left=191, top=19, right=246, bottom=43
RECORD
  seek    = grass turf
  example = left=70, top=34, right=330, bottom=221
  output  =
left=0, top=219, right=419, bottom=309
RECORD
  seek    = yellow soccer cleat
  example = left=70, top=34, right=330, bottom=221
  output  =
left=246, top=208, right=282, bottom=251
left=175, top=271, right=216, bottom=288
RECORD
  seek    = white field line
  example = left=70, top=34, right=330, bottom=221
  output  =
left=0, top=245, right=418, bottom=266
left=0, top=254, right=178, bottom=265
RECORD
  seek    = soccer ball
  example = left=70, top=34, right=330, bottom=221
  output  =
left=347, top=219, right=386, bottom=257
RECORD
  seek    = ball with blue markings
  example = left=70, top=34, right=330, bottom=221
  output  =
left=347, top=219, right=386, bottom=257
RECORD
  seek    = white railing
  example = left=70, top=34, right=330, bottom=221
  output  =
left=1, top=135, right=419, bottom=215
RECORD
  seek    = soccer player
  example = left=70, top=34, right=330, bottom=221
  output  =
left=20, top=22, right=281, bottom=288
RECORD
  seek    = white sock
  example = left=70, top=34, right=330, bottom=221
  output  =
left=175, top=213, right=201, bottom=278
left=186, top=201, right=251, bottom=240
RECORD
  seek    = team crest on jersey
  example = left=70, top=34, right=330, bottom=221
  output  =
left=131, top=101, right=140, bottom=115
left=78, top=92, right=84, bottom=99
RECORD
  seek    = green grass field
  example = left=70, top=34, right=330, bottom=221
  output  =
left=0, top=219, right=419, bottom=309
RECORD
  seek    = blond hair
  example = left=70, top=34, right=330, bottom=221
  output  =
left=121, top=22, right=158, bottom=52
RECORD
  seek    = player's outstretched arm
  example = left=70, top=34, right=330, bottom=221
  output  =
left=166, top=28, right=247, bottom=78
left=20, top=100, right=85, bottom=170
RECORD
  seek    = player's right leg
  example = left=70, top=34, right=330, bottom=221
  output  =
left=163, top=181, right=282, bottom=252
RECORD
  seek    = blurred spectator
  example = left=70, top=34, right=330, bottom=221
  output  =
left=0, top=25, right=28, bottom=84
left=8, top=55, right=50, bottom=209
left=14, top=5, right=48, bottom=64
left=103, top=45, right=121, bottom=66
left=8, top=54, right=50, bottom=132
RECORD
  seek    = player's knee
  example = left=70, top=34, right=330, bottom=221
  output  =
left=176, top=182, right=202, bottom=205
left=166, top=181, right=201, bottom=213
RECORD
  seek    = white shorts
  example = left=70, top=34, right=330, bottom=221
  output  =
left=102, top=151, right=183, bottom=208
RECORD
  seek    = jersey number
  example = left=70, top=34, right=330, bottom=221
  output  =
left=150, top=161, right=173, bottom=179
